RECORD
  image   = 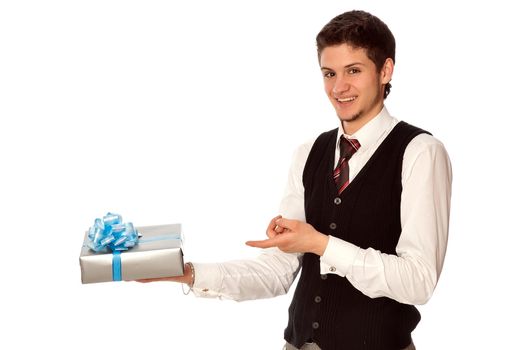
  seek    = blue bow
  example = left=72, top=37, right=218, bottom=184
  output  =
left=87, top=212, right=139, bottom=252
left=87, top=213, right=139, bottom=281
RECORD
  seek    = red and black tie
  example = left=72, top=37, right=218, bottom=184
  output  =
left=333, top=135, right=361, bottom=194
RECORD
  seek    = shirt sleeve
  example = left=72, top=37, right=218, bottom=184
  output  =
left=191, top=142, right=313, bottom=301
left=320, top=134, right=452, bottom=305
left=191, top=248, right=302, bottom=301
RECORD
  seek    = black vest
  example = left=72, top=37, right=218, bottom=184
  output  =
left=284, top=121, right=430, bottom=350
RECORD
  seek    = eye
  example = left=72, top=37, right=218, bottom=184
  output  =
left=323, top=71, right=335, bottom=79
left=348, top=68, right=360, bottom=74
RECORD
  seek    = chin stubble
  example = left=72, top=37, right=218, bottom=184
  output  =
left=340, top=111, right=362, bottom=122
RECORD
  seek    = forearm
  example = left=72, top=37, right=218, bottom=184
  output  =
left=191, top=248, right=302, bottom=301
left=320, top=236, right=441, bottom=305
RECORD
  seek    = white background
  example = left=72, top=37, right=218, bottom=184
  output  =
left=1, top=0, right=526, bottom=349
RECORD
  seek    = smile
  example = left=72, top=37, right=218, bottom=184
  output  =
left=336, top=96, right=357, bottom=102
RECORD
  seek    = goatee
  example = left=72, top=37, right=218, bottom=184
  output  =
left=340, top=111, right=362, bottom=122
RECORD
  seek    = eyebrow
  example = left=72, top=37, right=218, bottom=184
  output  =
left=320, top=62, right=366, bottom=71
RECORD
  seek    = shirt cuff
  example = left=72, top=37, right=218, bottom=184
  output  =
left=320, top=235, right=360, bottom=277
left=191, top=263, right=223, bottom=298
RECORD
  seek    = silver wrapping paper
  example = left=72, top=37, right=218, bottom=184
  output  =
left=79, top=223, right=184, bottom=284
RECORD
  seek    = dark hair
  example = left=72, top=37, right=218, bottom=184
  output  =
left=316, top=10, right=396, bottom=99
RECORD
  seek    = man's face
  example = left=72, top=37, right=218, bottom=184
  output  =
left=320, top=44, right=392, bottom=130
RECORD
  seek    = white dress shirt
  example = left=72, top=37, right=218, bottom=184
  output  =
left=192, top=107, right=452, bottom=305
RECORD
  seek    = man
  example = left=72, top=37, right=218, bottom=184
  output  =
left=140, top=10, right=452, bottom=350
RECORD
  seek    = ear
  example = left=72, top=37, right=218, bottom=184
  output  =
left=380, top=58, right=394, bottom=85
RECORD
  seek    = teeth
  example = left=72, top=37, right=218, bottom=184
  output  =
left=337, top=97, right=356, bottom=102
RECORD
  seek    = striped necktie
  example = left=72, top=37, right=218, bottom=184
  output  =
left=333, top=135, right=361, bottom=194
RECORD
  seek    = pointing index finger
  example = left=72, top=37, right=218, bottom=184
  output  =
left=246, top=237, right=280, bottom=249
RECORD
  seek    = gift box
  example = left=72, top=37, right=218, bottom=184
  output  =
left=79, top=222, right=184, bottom=284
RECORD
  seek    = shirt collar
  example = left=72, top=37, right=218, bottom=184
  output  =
left=336, top=106, right=397, bottom=153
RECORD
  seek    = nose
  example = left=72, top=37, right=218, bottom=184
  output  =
left=332, top=75, right=350, bottom=95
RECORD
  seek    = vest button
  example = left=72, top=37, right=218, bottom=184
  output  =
left=314, top=296, right=322, bottom=303
left=312, top=322, right=320, bottom=329
left=320, top=274, right=328, bottom=280
left=334, top=197, right=342, bottom=205
left=329, top=222, right=337, bottom=230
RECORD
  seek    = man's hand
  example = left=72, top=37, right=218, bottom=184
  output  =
left=246, top=216, right=329, bottom=256
left=135, top=262, right=193, bottom=285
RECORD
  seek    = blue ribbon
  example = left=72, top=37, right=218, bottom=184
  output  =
left=112, top=251, right=122, bottom=281
left=87, top=212, right=139, bottom=281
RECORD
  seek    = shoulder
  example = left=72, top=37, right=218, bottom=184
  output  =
left=291, top=128, right=338, bottom=165
left=287, top=128, right=336, bottom=177
left=402, top=130, right=452, bottom=181
left=290, top=138, right=316, bottom=170
left=405, top=132, right=448, bottom=158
